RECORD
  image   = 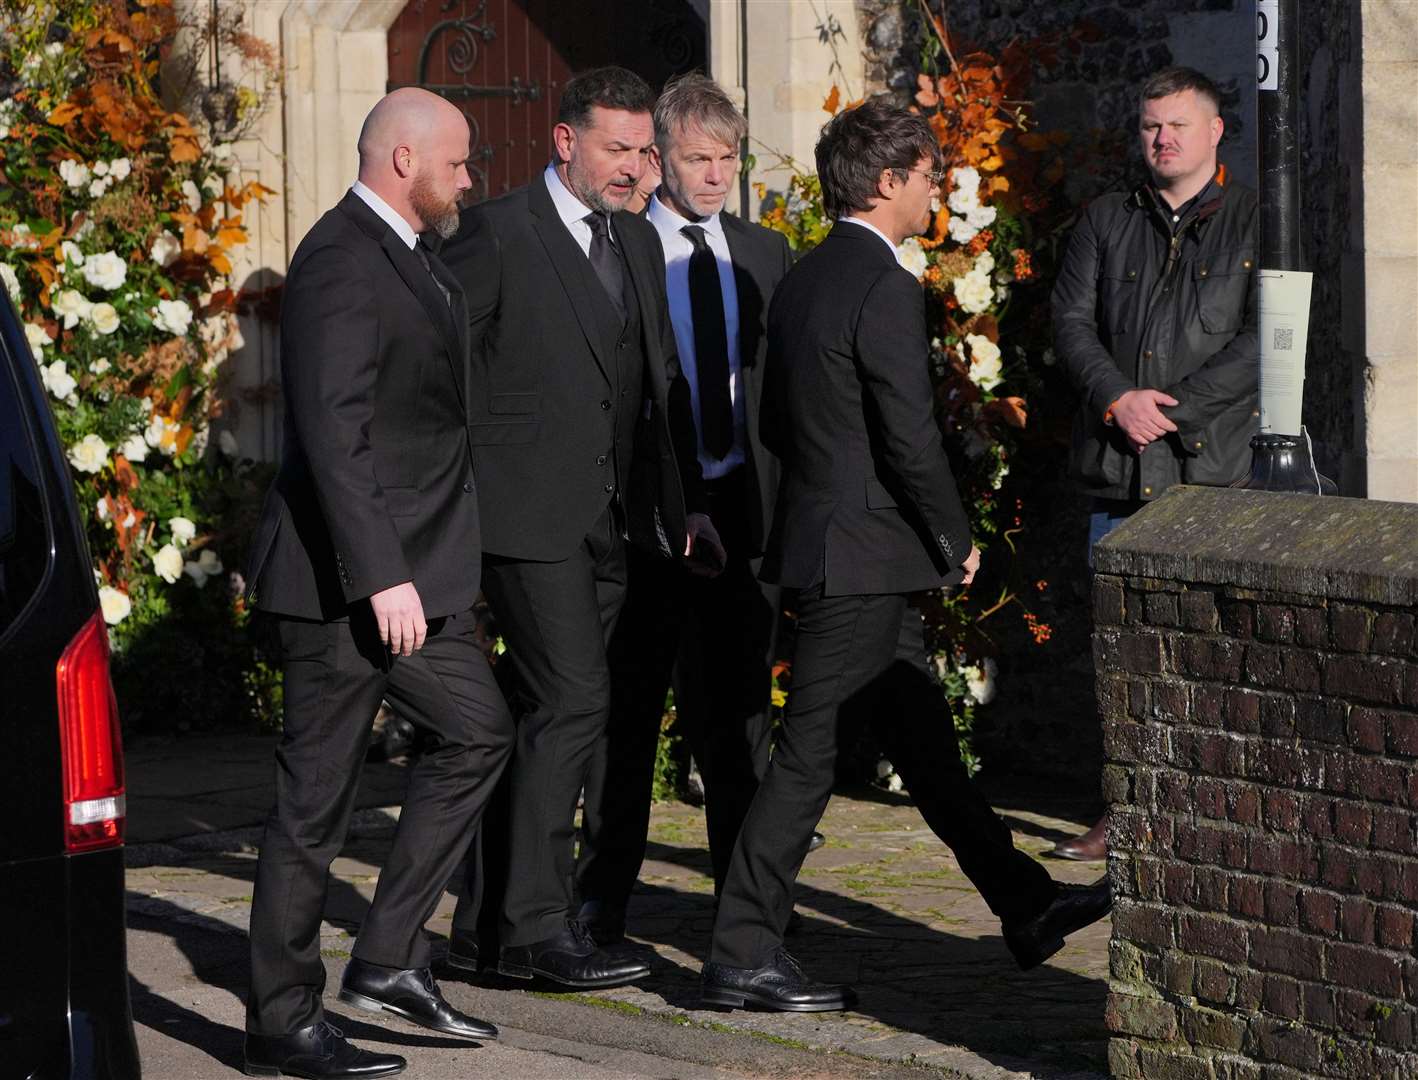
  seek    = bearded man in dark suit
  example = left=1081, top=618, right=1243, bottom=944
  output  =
left=439, top=67, right=722, bottom=989
left=699, top=100, right=1113, bottom=1013
left=574, top=73, right=798, bottom=943
left=241, top=89, right=511, bottom=1079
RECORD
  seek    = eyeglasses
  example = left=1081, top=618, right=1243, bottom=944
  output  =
left=910, top=167, right=946, bottom=187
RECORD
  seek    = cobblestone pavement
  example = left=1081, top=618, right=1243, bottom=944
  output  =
left=125, top=735, right=1109, bottom=1079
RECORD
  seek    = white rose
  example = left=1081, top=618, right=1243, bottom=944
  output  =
left=88, top=302, right=120, bottom=335
left=96, top=496, right=111, bottom=522
left=151, top=298, right=193, bottom=336
left=202, top=173, right=224, bottom=197
left=953, top=269, right=994, bottom=315
left=965, top=202, right=997, bottom=231
left=153, top=543, right=184, bottom=584
left=144, top=413, right=179, bottom=455
left=24, top=321, right=52, bottom=360
left=182, top=548, right=223, bottom=588
left=211, top=142, right=234, bottom=164
left=168, top=516, right=196, bottom=546
left=81, top=251, right=127, bottom=291
left=87, top=177, right=111, bottom=199
left=148, top=230, right=181, bottom=268
left=974, top=250, right=995, bottom=276
left=119, top=433, right=148, bottom=463
left=181, top=179, right=202, bottom=213
left=947, top=215, right=980, bottom=245
left=59, top=158, right=91, bottom=190
left=41, top=359, right=77, bottom=401
left=108, top=158, right=132, bottom=181
left=53, top=288, right=92, bottom=329
left=896, top=236, right=928, bottom=280
left=91, top=357, right=112, bottom=375
left=98, top=586, right=131, bottom=626
left=964, top=657, right=998, bottom=705
left=93, top=160, right=109, bottom=177
left=218, top=429, right=239, bottom=458
left=965, top=333, right=1004, bottom=390
left=950, top=165, right=981, bottom=197
left=67, top=433, right=109, bottom=474
left=0, top=263, right=20, bottom=304
left=59, top=240, right=85, bottom=270
left=44, top=42, right=63, bottom=58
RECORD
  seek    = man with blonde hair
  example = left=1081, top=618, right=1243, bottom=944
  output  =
left=575, top=73, right=797, bottom=945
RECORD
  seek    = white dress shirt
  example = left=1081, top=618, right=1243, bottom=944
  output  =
left=543, top=163, right=614, bottom=256
left=351, top=180, right=418, bottom=250
left=646, top=192, right=745, bottom=479
left=839, top=216, right=902, bottom=266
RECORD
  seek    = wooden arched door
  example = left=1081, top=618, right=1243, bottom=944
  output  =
left=387, top=0, right=706, bottom=203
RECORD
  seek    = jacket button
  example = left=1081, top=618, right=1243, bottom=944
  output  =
left=1127, top=269, right=1137, bottom=279
left=1199, top=268, right=1209, bottom=277
left=597, top=454, right=607, bottom=466
left=1243, top=259, right=1253, bottom=270
left=600, top=400, right=611, bottom=410
left=1143, top=349, right=1153, bottom=360
left=603, top=482, right=614, bottom=493
left=463, top=480, right=473, bottom=493
left=1194, top=441, right=1203, bottom=450
left=1143, top=486, right=1153, bottom=496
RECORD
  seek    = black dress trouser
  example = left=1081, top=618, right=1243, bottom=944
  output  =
left=247, top=608, right=513, bottom=1035
left=453, top=503, right=628, bottom=947
left=709, top=586, right=1058, bottom=969
left=578, top=468, right=777, bottom=914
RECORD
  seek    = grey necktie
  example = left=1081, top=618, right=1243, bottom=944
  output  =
left=415, top=241, right=452, bottom=310
left=583, top=213, right=627, bottom=322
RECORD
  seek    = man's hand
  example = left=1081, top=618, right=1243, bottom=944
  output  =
left=1110, top=388, right=1179, bottom=454
left=960, top=545, right=981, bottom=587
left=684, top=512, right=726, bottom=578
left=370, top=581, right=426, bottom=656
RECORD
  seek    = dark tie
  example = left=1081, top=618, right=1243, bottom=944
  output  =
left=583, top=213, right=626, bottom=322
left=415, top=241, right=452, bottom=310
left=681, top=224, right=733, bottom=460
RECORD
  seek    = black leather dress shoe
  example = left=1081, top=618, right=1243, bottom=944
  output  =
left=701, top=947, right=854, bottom=1012
left=243, top=1021, right=405, bottom=1079
left=807, top=831, right=826, bottom=853
left=1003, top=879, right=1113, bottom=970
left=445, top=929, right=481, bottom=973
left=337, top=959, right=497, bottom=1041
left=498, top=921, right=649, bottom=987
left=576, top=899, right=627, bottom=945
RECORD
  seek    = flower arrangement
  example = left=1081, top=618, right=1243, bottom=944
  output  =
left=1, top=0, right=280, bottom=730
left=755, top=13, right=1077, bottom=776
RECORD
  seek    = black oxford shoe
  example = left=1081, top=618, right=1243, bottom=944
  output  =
left=1003, top=879, right=1113, bottom=970
left=498, top=920, right=650, bottom=987
left=338, top=958, right=497, bottom=1041
left=445, top=929, right=482, bottom=973
left=701, top=947, right=855, bottom=1012
left=243, top=1021, right=405, bottom=1079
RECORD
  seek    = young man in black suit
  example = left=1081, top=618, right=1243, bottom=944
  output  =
left=574, top=74, right=798, bottom=943
left=700, top=100, right=1112, bottom=1013
left=439, top=67, right=722, bottom=989
left=241, top=89, right=510, bottom=1079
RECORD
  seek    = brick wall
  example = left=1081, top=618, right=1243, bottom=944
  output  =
left=1095, top=486, right=1418, bottom=1080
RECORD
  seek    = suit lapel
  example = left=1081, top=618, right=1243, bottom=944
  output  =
left=721, top=217, right=764, bottom=374
left=529, top=176, right=613, bottom=384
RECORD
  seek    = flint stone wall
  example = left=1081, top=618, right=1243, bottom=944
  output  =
left=1094, top=485, right=1418, bottom=1080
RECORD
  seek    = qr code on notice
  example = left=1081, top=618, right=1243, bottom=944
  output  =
left=1273, top=327, right=1294, bottom=351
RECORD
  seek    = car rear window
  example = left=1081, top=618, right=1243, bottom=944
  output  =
left=0, top=354, right=52, bottom=637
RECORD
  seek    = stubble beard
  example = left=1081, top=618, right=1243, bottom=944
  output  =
left=567, top=156, right=628, bottom=216
left=410, top=172, right=461, bottom=239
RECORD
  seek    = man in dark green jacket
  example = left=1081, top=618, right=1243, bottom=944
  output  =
left=1050, top=65, right=1257, bottom=859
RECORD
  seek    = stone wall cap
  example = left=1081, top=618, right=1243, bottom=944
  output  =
left=1093, top=486, right=1418, bottom=605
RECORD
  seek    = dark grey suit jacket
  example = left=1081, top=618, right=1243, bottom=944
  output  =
left=759, top=222, right=973, bottom=596
left=244, top=191, right=480, bottom=620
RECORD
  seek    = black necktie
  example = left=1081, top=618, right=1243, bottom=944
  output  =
left=584, top=213, right=626, bottom=323
left=415, top=241, right=452, bottom=310
left=681, top=224, right=733, bottom=460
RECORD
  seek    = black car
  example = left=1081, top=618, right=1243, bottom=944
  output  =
left=0, top=295, right=141, bottom=1077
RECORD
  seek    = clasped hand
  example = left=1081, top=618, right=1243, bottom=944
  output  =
left=1111, top=388, right=1179, bottom=455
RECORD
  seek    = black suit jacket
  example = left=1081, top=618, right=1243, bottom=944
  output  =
left=718, top=212, right=794, bottom=555
left=440, top=175, right=704, bottom=562
left=759, top=222, right=973, bottom=595
left=244, top=191, right=480, bottom=620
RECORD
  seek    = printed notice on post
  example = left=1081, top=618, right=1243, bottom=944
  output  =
left=1257, top=0, right=1279, bottom=91
left=1257, top=269, right=1312, bottom=435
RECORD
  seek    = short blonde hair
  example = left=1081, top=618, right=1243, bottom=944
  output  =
left=653, top=73, right=748, bottom=153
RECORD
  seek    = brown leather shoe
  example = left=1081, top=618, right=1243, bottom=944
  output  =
left=1049, top=816, right=1107, bottom=861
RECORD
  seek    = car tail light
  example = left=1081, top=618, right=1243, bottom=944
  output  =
left=55, top=609, right=126, bottom=852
